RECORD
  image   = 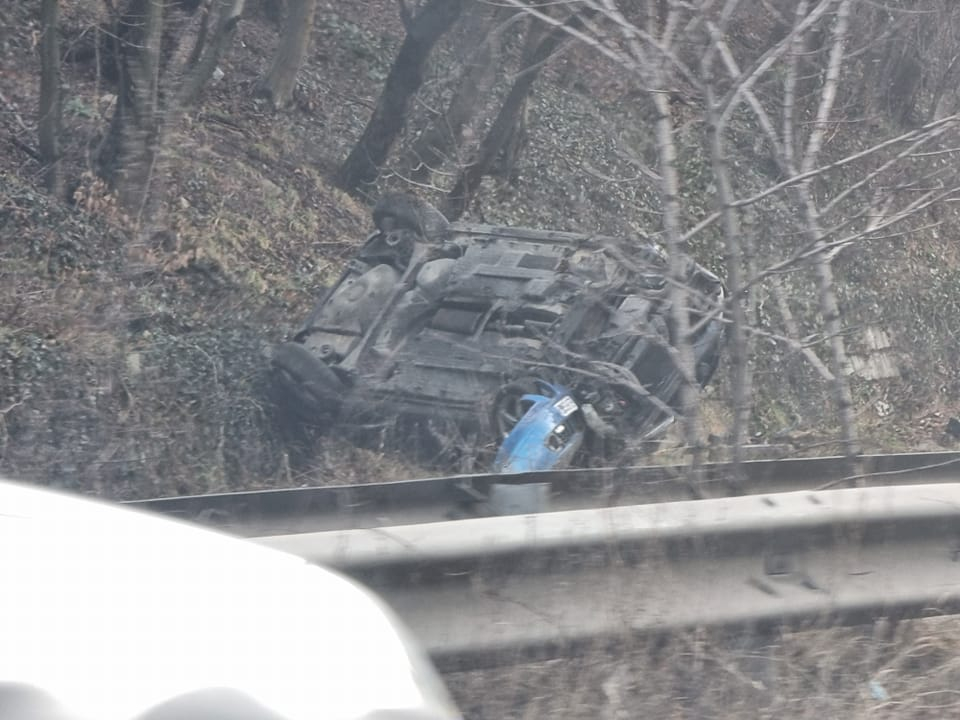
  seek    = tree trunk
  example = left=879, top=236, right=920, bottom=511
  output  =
left=256, top=0, right=316, bottom=108
left=798, top=0, right=861, bottom=476
left=704, top=81, right=748, bottom=489
left=800, top=190, right=862, bottom=471
left=0, top=6, right=8, bottom=57
left=444, top=11, right=585, bottom=219
left=652, top=84, right=705, bottom=489
left=98, top=0, right=165, bottom=218
left=183, top=0, right=212, bottom=70
left=490, top=17, right=544, bottom=183
left=490, top=97, right=528, bottom=183
left=405, top=6, right=508, bottom=183
left=38, top=0, right=62, bottom=197
left=335, top=0, right=464, bottom=194
left=180, top=0, right=245, bottom=106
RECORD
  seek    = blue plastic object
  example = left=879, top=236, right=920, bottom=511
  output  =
left=493, top=381, right=586, bottom=474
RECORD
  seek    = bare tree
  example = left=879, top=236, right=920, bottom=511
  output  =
left=507, top=0, right=960, bottom=482
left=256, top=0, right=316, bottom=108
left=699, top=0, right=956, bottom=474
left=38, top=0, right=62, bottom=197
left=96, top=0, right=244, bottom=221
left=180, top=0, right=246, bottom=106
left=792, top=0, right=861, bottom=470
left=923, top=3, right=960, bottom=122
left=404, top=5, right=515, bottom=184
left=652, top=82, right=708, bottom=477
left=98, top=0, right=166, bottom=216
left=0, top=5, right=8, bottom=56
left=701, top=7, right=748, bottom=483
left=489, top=14, right=548, bottom=182
left=335, top=0, right=465, bottom=194
left=444, top=8, right=592, bottom=219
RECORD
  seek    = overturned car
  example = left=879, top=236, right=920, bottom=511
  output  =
left=270, top=194, right=725, bottom=472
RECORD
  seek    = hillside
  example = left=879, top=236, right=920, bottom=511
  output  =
left=4, top=2, right=960, bottom=714
left=3, top=1, right=960, bottom=495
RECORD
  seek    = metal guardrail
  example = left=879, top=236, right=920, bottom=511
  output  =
left=130, top=451, right=960, bottom=536
left=129, top=454, right=960, bottom=669
left=254, top=483, right=960, bottom=671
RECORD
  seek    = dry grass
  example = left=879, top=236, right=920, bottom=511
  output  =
left=445, top=618, right=960, bottom=719
left=3, top=4, right=960, bottom=715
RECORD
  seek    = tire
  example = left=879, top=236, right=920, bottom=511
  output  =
left=491, top=377, right=543, bottom=440
left=270, top=342, right=345, bottom=424
left=372, top=193, right=450, bottom=239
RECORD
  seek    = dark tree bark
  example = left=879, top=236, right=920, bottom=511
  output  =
left=405, top=5, right=509, bottom=183
left=854, top=5, right=928, bottom=127
left=875, top=33, right=922, bottom=127
left=98, top=0, right=165, bottom=217
left=489, top=18, right=545, bottom=183
left=38, top=0, right=62, bottom=197
left=490, top=17, right=547, bottom=182
left=180, top=0, right=245, bottom=106
left=0, top=6, right=8, bottom=56
left=444, top=11, right=587, bottom=220
left=490, top=98, right=528, bottom=183
left=256, top=0, right=316, bottom=108
left=184, top=0, right=213, bottom=70
left=96, top=0, right=214, bottom=219
left=335, top=0, right=465, bottom=194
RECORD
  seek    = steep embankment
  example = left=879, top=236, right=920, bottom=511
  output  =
left=2, top=1, right=960, bottom=499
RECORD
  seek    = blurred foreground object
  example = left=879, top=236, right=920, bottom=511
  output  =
left=0, top=477, right=461, bottom=720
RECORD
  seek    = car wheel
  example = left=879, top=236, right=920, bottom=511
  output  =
left=491, top=377, right=542, bottom=440
left=270, top=342, right=345, bottom=424
left=373, top=193, right=450, bottom=239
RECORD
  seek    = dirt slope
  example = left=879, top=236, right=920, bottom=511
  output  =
left=2, top=0, right=960, bottom=499
left=4, top=3, right=960, bottom=717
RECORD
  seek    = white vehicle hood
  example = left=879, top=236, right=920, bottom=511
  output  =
left=0, top=478, right=460, bottom=720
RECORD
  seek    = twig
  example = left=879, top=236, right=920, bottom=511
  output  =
left=0, top=89, right=32, bottom=133
left=9, top=136, right=42, bottom=161
left=0, top=395, right=29, bottom=416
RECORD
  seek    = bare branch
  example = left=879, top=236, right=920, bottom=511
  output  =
left=800, top=0, right=850, bottom=173
left=733, top=115, right=960, bottom=209
left=820, top=124, right=955, bottom=216
left=702, top=18, right=750, bottom=472
left=756, top=280, right=836, bottom=382
left=782, top=0, right=809, bottom=171
left=719, top=0, right=837, bottom=128
left=503, top=1, right=640, bottom=76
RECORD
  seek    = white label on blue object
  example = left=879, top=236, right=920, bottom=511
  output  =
left=555, top=396, right=578, bottom=417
